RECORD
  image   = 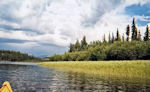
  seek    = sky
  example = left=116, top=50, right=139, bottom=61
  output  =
left=0, top=0, right=150, bottom=57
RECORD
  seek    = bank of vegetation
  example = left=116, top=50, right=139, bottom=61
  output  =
left=48, top=18, right=150, bottom=61
left=0, top=50, right=40, bottom=61
left=39, top=61, right=150, bottom=79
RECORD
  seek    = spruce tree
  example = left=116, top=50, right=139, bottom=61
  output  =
left=144, top=25, right=150, bottom=41
left=111, top=33, right=115, bottom=43
left=81, top=36, right=88, bottom=50
left=108, top=33, right=111, bottom=43
left=116, top=28, right=121, bottom=41
left=126, top=24, right=130, bottom=41
left=69, top=43, right=75, bottom=52
left=137, top=30, right=142, bottom=41
left=103, top=34, right=107, bottom=43
left=131, top=18, right=138, bottom=41
left=75, top=39, right=80, bottom=51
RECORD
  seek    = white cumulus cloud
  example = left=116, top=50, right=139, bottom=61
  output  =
left=0, top=0, right=150, bottom=56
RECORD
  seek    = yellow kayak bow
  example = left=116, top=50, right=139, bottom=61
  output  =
left=0, top=81, right=13, bottom=92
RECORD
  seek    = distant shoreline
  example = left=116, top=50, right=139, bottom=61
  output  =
left=0, top=61, right=37, bottom=65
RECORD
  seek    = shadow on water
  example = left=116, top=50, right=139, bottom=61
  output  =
left=0, top=62, right=150, bottom=92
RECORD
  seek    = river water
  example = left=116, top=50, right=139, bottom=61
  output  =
left=0, top=62, right=150, bottom=92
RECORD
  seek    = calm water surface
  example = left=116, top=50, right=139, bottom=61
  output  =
left=0, top=62, right=150, bottom=92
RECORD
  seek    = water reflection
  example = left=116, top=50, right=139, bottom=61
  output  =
left=0, top=63, right=150, bottom=92
left=50, top=71, right=150, bottom=92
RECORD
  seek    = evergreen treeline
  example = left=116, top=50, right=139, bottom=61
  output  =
left=49, top=18, right=150, bottom=61
left=0, top=50, right=40, bottom=61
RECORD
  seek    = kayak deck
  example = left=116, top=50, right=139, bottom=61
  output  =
left=0, top=81, right=13, bottom=92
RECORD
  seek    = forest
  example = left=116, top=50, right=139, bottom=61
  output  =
left=0, top=50, right=40, bottom=61
left=48, top=18, right=150, bottom=61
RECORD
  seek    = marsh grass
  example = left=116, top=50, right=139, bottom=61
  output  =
left=39, top=61, right=150, bottom=83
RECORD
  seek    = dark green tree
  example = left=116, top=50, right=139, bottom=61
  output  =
left=111, top=33, right=115, bottom=43
left=131, top=18, right=138, bottom=41
left=69, top=43, right=75, bottom=52
left=116, top=28, right=121, bottom=41
left=108, top=33, right=111, bottom=43
left=103, top=34, right=107, bottom=43
left=137, top=30, right=142, bottom=41
left=126, top=24, right=130, bottom=41
left=144, top=25, right=150, bottom=41
left=81, top=36, right=88, bottom=50
left=75, top=39, right=81, bottom=51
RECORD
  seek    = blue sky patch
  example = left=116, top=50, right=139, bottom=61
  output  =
left=137, top=19, right=149, bottom=26
left=125, top=3, right=150, bottom=26
left=125, top=3, right=150, bottom=16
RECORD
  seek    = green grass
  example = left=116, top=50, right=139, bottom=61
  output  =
left=38, top=61, right=150, bottom=82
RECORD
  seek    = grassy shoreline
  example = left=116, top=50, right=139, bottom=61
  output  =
left=38, top=61, right=150, bottom=80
